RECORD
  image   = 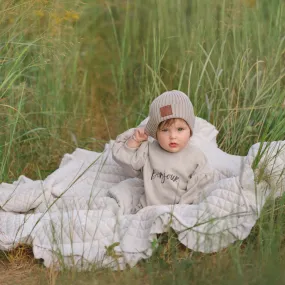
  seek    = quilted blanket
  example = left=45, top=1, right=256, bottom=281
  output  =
left=0, top=118, right=284, bottom=270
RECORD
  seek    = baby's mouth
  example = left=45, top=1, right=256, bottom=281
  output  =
left=169, top=143, right=178, bottom=147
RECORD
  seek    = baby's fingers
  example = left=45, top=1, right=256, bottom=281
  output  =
left=135, top=128, right=148, bottom=141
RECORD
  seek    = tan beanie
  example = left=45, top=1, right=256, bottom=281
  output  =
left=145, top=90, right=195, bottom=139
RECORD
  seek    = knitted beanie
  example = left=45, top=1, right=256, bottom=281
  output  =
left=145, top=90, right=195, bottom=139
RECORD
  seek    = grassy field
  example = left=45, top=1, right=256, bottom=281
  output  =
left=1, top=0, right=285, bottom=284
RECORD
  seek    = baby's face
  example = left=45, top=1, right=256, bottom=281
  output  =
left=156, top=119, right=191, bottom=153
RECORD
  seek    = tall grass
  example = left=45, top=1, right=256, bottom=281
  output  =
left=1, top=0, right=285, bottom=283
left=1, top=0, right=285, bottom=179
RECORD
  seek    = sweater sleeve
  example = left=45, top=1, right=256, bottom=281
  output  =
left=112, top=128, right=149, bottom=177
left=179, top=153, right=217, bottom=205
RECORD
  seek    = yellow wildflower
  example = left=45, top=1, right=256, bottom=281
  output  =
left=64, top=10, right=80, bottom=22
left=50, top=12, right=63, bottom=25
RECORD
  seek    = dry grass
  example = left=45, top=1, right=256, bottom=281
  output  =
left=0, top=245, right=146, bottom=285
left=0, top=245, right=47, bottom=285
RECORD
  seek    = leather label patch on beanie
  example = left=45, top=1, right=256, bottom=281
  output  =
left=160, top=105, right=173, bottom=117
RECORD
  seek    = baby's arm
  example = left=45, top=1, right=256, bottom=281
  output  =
left=179, top=152, right=218, bottom=204
left=112, top=127, right=149, bottom=177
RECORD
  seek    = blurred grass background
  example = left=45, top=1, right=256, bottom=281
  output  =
left=0, top=0, right=285, bottom=284
left=1, top=0, right=284, bottom=182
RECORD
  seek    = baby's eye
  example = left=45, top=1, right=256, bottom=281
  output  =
left=177, top=128, right=184, bottom=131
left=161, top=129, right=168, bottom=132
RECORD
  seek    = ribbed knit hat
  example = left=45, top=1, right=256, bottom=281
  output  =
left=145, top=90, right=195, bottom=139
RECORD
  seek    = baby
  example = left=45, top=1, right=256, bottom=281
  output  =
left=112, top=90, right=215, bottom=210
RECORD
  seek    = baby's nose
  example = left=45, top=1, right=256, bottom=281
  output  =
left=169, top=131, right=177, bottom=138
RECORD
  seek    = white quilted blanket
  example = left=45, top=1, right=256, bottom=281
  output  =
left=0, top=118, right=285, bottom=270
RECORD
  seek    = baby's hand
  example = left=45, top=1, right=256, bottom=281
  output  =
left=127, top=127, right=148, bottom=148
left=133, top=127, right=148, bottom=143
